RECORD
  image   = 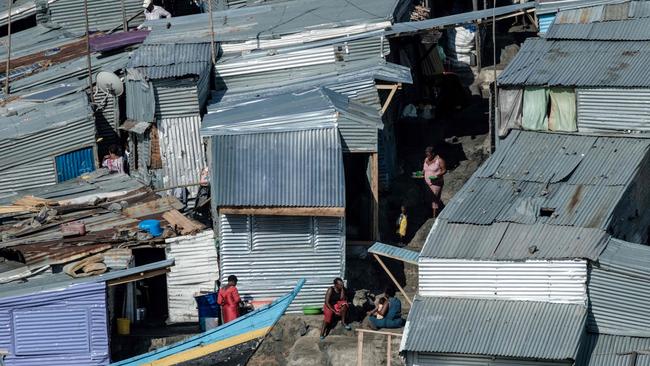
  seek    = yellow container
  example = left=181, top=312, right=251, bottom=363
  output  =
left=117, top=318, right=130, bottom=335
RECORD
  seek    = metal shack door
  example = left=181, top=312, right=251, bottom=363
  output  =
left=55, top=147, right=96, bottom=182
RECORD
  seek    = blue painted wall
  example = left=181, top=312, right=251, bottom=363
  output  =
left=55, top=147, right=96, bottom=182
left=0, top=281, right=109, bottom=366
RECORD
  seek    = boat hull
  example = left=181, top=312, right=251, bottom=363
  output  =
left=175, top=338, right=260, bottom=366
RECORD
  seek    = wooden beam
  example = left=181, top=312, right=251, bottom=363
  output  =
left=356, top=330, right=364, bottom=366
left=370, top=153, right=379, bottom=241
left=355, top=328, right=403, bottom=337
left=107, top=268, right=170, bottom=286
left=219, top=206, right=345, bottom=217
left=373, top=254, right=413, bottom=306
left=387, top=334, right=392, bottom=366
left=379, top=84, right=401, bottom=115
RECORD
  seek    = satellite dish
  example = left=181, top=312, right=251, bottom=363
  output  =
left=96, top=71, right=124, bottom=97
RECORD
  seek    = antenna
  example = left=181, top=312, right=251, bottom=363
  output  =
left=95, top=71, right=124, bottom=97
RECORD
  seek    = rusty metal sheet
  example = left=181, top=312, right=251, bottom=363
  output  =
left=3, top=242, right=112, bottom=266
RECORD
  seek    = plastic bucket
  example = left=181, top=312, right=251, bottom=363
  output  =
left=195, top=292, right=220, bottom=331
left=117, top=318, right=130, bottom=335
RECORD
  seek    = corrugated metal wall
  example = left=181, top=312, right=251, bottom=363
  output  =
left=94, top=88, right=120, bottom=151
left=0, top=281, right=109, bottom=366
left=55, top=146, right=96, bottom=182
left=153, top=80, right=200, bottom=119
left=338, top=115, right=378, bottom=153
left=126, top=79, right=155, bottom=123
left=538, top=13, right=557, bottom=34
left=158, top=115, right=206, bottom=189
left=418, top=259, right=587, bottom=304
left=165, top=230, right=218, bottom=323
left=48, top=0, right=144, bottom=34
left=588, top=266, right=650, bottom=337
left=577, top=88, right=650, bottom=134
left=408, top=353, right=569, bottom=366
left=0, top=158, right=57, bottom=194
left=219, top=214, right=345, bottom=312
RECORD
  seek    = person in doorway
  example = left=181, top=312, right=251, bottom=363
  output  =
left=396, top=205, right=408, bottom=245
left=102, top=144, right=125, bottom=174
left=217, top=275, right=241, bottom=324
left=320, top=278, right=351, bottom=340
left=368, top=287, right=404, bottom=330
left=423, top=146, right=447, bottom=217
left=142, top=0, right=171, bottom=21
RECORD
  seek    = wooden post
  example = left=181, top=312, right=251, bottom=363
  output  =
left=4, top=0, right=12, bottom=96
left=356, top=330, right=364, bottom=366
left=373, top=254, right=413, bottom=306
left=121, top=0, right=128, bottom=31
left=83, top=0, right=94, bottom=102
left=380, top=84, right=400, bottom=115
left=370, top=152, right=379, bottom=241
left=386, top=334, right=392, bottom=366
left=207, top=0, right=216, bottom=65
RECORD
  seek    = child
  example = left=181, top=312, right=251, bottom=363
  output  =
left=396, top=205, right=408, bottom=245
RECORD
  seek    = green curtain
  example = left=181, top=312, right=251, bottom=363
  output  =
left=522, top=87, right=549, bottom=131
left=549, top=88, right=577, bottom=132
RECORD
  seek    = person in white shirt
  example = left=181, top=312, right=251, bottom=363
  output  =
left=143, top=0, right=171, bottom=21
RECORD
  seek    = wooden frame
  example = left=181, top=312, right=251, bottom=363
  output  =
left=377, top=83, right=402, bottom=115
left=356, top=328, right=403, bottom=366
left=219, top=206, right=345, bottom=217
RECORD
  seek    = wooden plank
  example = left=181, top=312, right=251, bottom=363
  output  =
left=387, top=334, right=392, bottom=366
left=380, top=84, right=400, bottom=115
left=370, top=153, right=379, bottom=241
left=373, top=254, right=413, bottom=307
left=355, top=328, right=403, bottom=337
left=162, top=209, right=205, bottom=235
left=219, top=206, right=345, bottom=217
left=107, top=268, right=170, bottom=286
left=356, top=330, right=364, bottom=366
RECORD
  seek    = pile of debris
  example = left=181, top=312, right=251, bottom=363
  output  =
left=0, top=169, right=205, bottom=283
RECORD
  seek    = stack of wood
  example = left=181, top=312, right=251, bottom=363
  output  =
left=411, top=5, right=430, bottom=21
left=163, top=209, right=205, bottom=235
left=0, top=196, right=58, bottom=214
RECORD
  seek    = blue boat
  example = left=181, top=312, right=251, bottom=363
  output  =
left=112, top=279, right=305, bottom=366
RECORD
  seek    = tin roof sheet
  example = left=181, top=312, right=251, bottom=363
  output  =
left=547, top=1, right=650, bottom=40
left=128, top=43, right=211, bottom=80
left=575, top=333, right=650, bottom=366
left=498, top=38, right=650, bottom=87
left=597, top=238, right=650, bottom=281
left=401, top=296, right=587, bottom=360
left=368, top=242, right=419, bottom=264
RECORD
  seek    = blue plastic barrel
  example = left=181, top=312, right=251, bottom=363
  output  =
left=195, top=292, right=220, bottom=331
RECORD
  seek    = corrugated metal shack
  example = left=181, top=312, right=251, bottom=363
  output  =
left=403, top=130, right=650, bottom=365
left=401, top=296, right=586, bottom=366
left=125, top=42, right=211, bottom=189
left=0, top=93, right=96, bottom=194
left=202, top=87, right=383, bottom=311
left=0, top=260, right=173, bottom=366
left=498, top=3, right=650, bottom=137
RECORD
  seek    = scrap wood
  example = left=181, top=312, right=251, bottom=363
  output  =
left=162, top=209, right=205, bottom=235
left=14, top=196, right=58, bottom=207
left=63, top=254, right=107, bottom=278
left=123, top=196, right=184, bottom=218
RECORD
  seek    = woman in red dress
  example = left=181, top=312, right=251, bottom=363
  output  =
left=217, top=275, right=241, bottom=323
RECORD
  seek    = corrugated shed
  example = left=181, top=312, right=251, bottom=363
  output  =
left=400, top=296, right=587, bottom=360
left=575, top=333, right=650, bottom=366
left=47, top=0, right=144, bottom=34
left=368, top=242, right=419, bottom=264
left=577, top=88, right=650, bottom=134
left=211, top=127, right=345, bottom=207
left=498, top=39, right=650, bottom=87
left=419, top=258, right=587, bottom=303
left=219, top=214, right=344, bottom=313
left=0, top=281, right=109, bottom=366
left=165, top=230, right=218, bottom=323
left=158, top=115, right=206, bottom=192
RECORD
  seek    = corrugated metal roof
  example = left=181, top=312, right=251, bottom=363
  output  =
left=401, top=296, right=587, bottom=360
left=498, top=38, right=650, bottom=87
left=575, top=333, right=650, bottom=366
left=546, top=1, right=650, bottom=40
left=142, top=0, right=400, bottom=46
left=536, top=0, right=618, bottom=15
left=421, top=220, right=608, bottom=260
left=598, top=238, right=650, bottom=280
left=128, top=43, right=211, bottom=80
left=211, top=127, right=345, bottom=207
left=158, top=115, right=206, bottom=189
left=47, top=0, right=144, bottom=35
left=368, top=242, right=419, bottom=264
left=209, top=59, right=411, bottom=110
left=0, top=259, right=174, bottom=299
